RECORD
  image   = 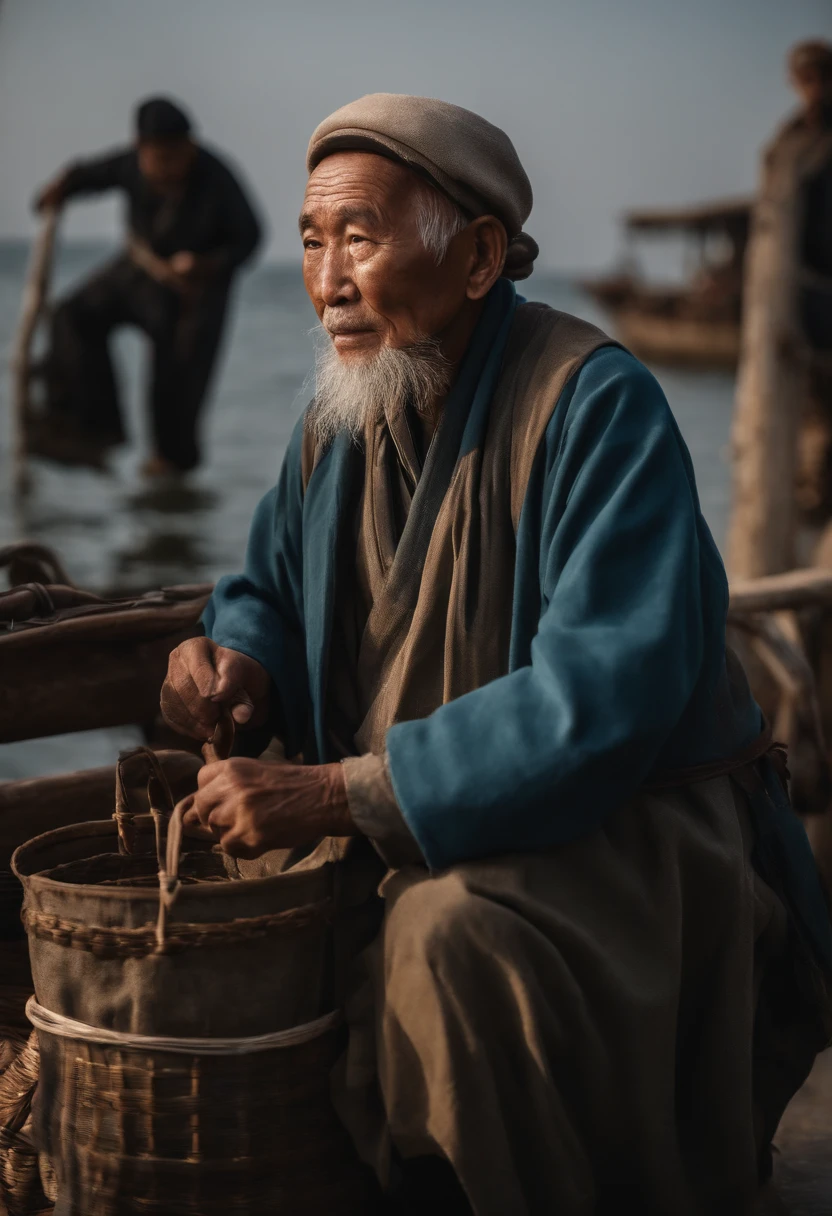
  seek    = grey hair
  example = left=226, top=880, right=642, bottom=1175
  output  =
left=413, top=182, right=468, bottom=264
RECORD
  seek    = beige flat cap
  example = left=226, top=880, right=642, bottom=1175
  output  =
left=307, top=93, right=538, bottom=280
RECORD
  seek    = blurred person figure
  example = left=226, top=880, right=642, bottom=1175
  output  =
left=32, top=96, right=263, bottom=475
left=742, top=42, right=832, bottom=514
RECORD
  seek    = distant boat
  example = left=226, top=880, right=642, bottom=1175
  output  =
left=580, top=198, right=753, bottom=369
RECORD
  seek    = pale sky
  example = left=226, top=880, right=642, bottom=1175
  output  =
left=0, top=0, right=830, bottom=271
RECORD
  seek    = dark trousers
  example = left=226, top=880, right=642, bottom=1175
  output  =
left=47, top=254, right=230, bottom=471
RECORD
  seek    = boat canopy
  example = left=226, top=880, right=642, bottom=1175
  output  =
left=624, top=198, right=752, bottom=234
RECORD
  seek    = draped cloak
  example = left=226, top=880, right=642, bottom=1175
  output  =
left=206, top=280, right=831, bottom=975
left=204, top=281, right=832, bottom=1212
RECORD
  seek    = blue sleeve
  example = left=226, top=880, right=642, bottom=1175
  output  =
left=204, top=416, right=309, bottom=755
left=386, top=351, right=707, bottom=870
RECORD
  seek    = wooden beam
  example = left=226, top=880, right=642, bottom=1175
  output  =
left=729, top=569, right=832, bottom=615
left=0, top=629, right=197, bottom=743
left=731, top=613, right=827, bottom=760
left=9, top=209, right=59, bottom=500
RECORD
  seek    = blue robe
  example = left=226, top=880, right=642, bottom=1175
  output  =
left=205, top=285, right=832, bottom=970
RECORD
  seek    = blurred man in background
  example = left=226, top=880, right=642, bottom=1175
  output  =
left=745, top=42, right=832, bottom=515
left=791, top=41, right=832, bottom=513
left=32, top=96, right=263, bottom=476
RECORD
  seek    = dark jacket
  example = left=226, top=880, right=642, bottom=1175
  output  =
left=62, top=144, right=263, bottom=276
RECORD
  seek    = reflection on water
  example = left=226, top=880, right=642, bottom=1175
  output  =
left=113, top=530, right=209, bottom=581
left=125, top=481, right=220, bottom=516
left=115, top=482, right=220, bottom=586
left=0, top=241, right=737, bottom=776
left=0, top=242, right=316, bottom=593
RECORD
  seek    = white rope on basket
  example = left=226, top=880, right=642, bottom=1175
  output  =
left=25, top=997, right=340, bottom=1056
left=154, top=800, right=185, bottom=952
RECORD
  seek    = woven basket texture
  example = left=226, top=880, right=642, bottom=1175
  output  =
left=7, top=745, right=376, bottom=1216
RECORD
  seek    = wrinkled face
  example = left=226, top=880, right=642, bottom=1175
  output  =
left=137, top=137, right=196, bottom=193
left=300, top=151, right=472, bottom=361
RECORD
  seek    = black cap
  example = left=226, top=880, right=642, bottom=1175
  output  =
left=135, top=97, right=193, bottom=140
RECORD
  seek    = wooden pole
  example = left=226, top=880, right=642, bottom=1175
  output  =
left=726, top=157, right=807, bottom=580
left=726, top=298, right=805, bottom=581
left=9, top=208, right=59, bottom=500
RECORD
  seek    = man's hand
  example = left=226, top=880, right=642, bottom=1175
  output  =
left=161, top=637, right=271, bottom=742
left=179, top=757, right=354, bottom=858
left=169, top=251, right=199, bottom=279
left=33, top=175, right=68, bottom=213
left=168, top=251, right=216, bottom=290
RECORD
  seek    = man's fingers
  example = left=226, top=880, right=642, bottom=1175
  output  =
left=205, top=815, right=259, bottom=860
left=196, top=760, right=226, bottom=788
left=206, top=804, right=235, bottom=832
left=212, top=651, right=271, bottom=727
left=211, top=652, right=255, bottom=712
left=178, top=794, right=198, bottom=826
left=210, top=684, right=255, bottom=724
left=184, top=787, right=225, bottom=832
left=160, top=639, right=226, bottom=739
left=187, top=644, right=221, bottom=701
left=191, top=773, right=228, bottom=818
left=179, top=794, right=219, bottom=835
left=160, top=679, right=219, bottom=740
left=229, top=692, right=255, bottom=725
left=215, top=832, right=258, bottom=861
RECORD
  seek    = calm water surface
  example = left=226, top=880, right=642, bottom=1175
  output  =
left=0, top=241, right=735, bottom=778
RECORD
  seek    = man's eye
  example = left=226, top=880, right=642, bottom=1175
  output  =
left=303, top=238, right=321, bottom=249
left=349, top=235, right=368, bottom=245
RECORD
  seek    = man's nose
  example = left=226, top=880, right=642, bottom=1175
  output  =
left=318, top=248, right=360, bottom=308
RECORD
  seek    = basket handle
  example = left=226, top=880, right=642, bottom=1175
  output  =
left=155, top=709, right=235, bottom=952
left=202, top=706, right=235, bottom=766
left=114, top=746, right=176, bottom=856
left=164, top=708, right=235, bottom=879
left=0, top=541, right=74, bottom=588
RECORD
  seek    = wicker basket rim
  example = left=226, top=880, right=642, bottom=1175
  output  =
left=12, top=817, right=333, bottom=903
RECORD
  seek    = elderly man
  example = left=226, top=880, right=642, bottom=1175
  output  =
left=162, top=95, right=831, bottom=1215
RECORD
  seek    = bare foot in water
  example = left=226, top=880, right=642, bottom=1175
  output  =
left=140, top=454, right=181, bottom=479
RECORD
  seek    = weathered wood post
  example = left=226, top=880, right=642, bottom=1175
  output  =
left=724, top=150, right=812, bottom=767
left=727, top=338, right=805, bottom=580
left=9, top=208, right=59, bottom=500
left=726, top=141, right=811, bottom=581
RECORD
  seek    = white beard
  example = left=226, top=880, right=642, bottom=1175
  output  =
left=307, top=325, right=452, bottom=445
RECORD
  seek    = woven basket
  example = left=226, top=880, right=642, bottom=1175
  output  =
left=28, top=1005, right=365, bottom=1216
left=11, top=742, right=373, bottom=1215
left=0, top=1032, right=53, bottom=1216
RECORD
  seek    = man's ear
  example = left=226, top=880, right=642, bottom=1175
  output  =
left=465, top=216, right=508, bottom=300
